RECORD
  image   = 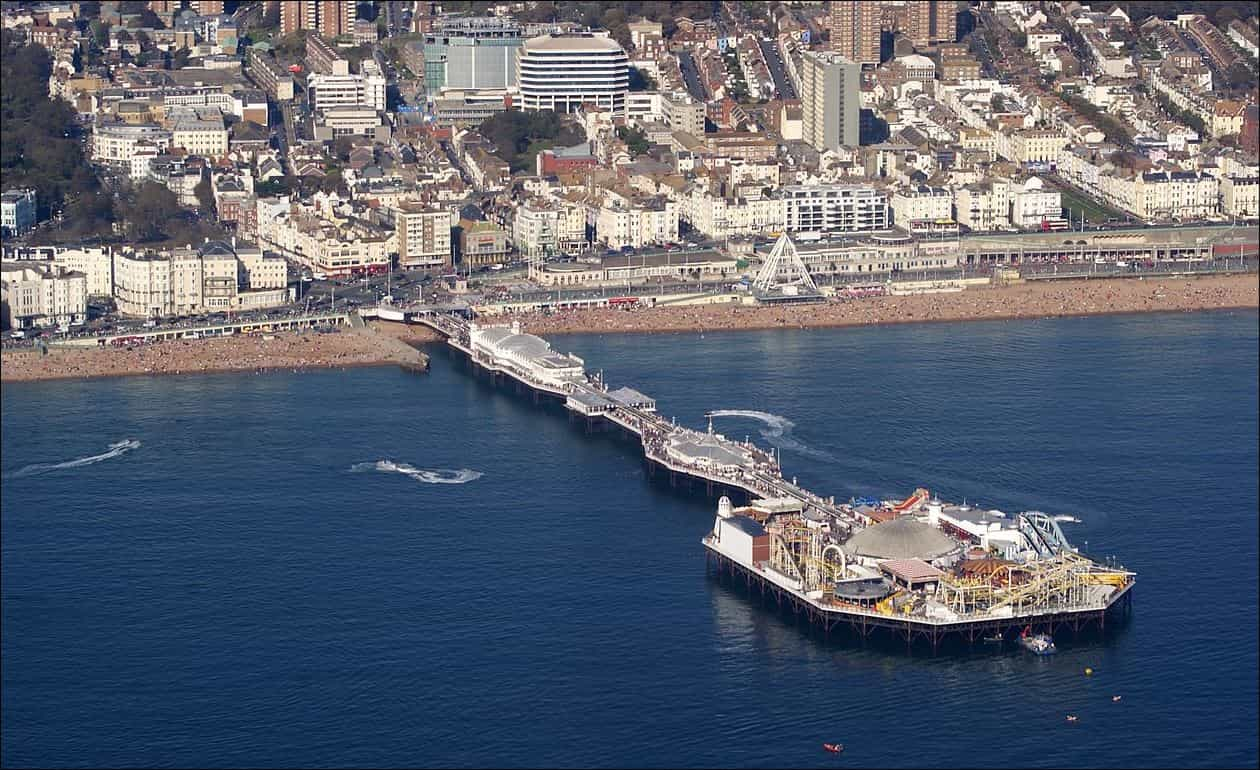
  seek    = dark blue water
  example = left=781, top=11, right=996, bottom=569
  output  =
left=3, top=311, right=1257, bottom=768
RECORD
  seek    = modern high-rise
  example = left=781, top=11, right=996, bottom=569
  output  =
left=517, top=33, right=630, bottom=116
left=828, top=1, right=882, bottom=65
left=281, top=1, right=355, bottom=38
left=906, top=0, right=956, bottom=49
left=800, top=51, right=861, bottom=151
left=423, top=16, right=525, bottom=91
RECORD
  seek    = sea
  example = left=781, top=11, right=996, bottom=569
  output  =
left=3, top=310, right=1257, bottom=769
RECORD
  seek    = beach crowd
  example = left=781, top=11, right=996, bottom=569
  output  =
left=3, top=274, right=1254, bottom=383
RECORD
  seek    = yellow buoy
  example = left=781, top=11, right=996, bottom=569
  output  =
left=1085, top=667, right=1094, bottom=676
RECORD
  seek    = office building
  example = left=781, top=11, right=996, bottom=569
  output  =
left=423, top=16, right=525, bottom=91
left=517, top=33, right=630, bottom=116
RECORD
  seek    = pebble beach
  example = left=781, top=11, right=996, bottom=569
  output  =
left=3, top=274, right=1255, bottom=383
left=1, top=327, right=427, bottom=383
left=387, top=273, right=1260, bottom=341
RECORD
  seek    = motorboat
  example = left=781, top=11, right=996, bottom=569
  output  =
left=1019, top=630, right=1056, bottom=655
left=822, top=743, right=844, bottom=754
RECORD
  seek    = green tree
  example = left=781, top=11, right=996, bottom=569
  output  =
left=91, top=19, right=110, bottom=48
left=1, top=39, right=97, bottom=223
left=629, top=67, right=657, bottom=91
left=1225, top=61, right=1258, bottom=90
left=193, top=177, right=216, bottom=215
left=274, top=30, right=307, bottom=60
left=318, top=169, right=344, bottom=194
left=119, top=182, right=182, bottom=242
left=617, top=125, right=650, bottom=157
left=477, top=110, right=585, bottom=172
left=332, top=136, right=356, bottom=161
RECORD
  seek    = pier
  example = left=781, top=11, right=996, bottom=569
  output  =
left=411, top=311, right=860, bottom=525
left=408, top=310, right=1136, bottom=653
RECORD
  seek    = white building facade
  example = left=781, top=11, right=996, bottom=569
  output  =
left=780, top=185, right=889, bottom=235
left=517, top=33, right=630, bottom=116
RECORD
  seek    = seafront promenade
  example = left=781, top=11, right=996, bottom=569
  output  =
left=3, top=272, right=1256, bottom=383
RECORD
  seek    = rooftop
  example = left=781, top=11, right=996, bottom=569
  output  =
left=843, top=517, right=960, bottom=562
left=523, top=33, right=626, bottom=53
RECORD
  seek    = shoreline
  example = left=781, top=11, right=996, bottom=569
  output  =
left=533, top=301, right=1260, bottom=338
left=1, top=327, right=428, bottom=384
left=0, top=357, right=415, bottom=385
left=3, top=273, right=1255, bottom=383
left=379, top=273, right=1259, bottom=343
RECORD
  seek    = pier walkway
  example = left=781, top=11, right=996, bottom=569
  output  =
left=409, top=310, right=861, bottom=531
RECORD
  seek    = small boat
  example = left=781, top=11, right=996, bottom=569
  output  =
left=982, top=633, right=1005, bottom=644
left=1066, top=715, right=1079, bottom=723
left=822, top=743, right=844, bottom=754
left=1112, top=695, right=1122, bottom=702
left=1019, top=628, right=1056, bottom=655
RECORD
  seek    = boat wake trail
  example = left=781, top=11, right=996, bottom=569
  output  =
left=5, top=439, right=142, bottom=478
left=708, top=410, right=836, bottom=461
left=350, top=461, right=484, bottom=485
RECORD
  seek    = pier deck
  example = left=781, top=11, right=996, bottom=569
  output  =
left=406, top=310, right=1135, bottom=648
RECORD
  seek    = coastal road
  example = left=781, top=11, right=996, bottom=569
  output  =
left=960, top=224, right=1256, bottom=248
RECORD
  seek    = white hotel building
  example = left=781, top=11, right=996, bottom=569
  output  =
left=780, top=185, right=889, bottom=236
left=516, top=33, right=629, bottom=116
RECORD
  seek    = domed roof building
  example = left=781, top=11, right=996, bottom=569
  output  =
left=842, top=517, right=961, bottom=563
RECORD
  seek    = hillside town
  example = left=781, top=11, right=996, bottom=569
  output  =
left=1, top=0, right=1257, bottom=340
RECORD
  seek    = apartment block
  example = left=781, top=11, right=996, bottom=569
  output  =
left=800, top=51, right=861, bottom=152
left=780, top=185, right=889, bottom=235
